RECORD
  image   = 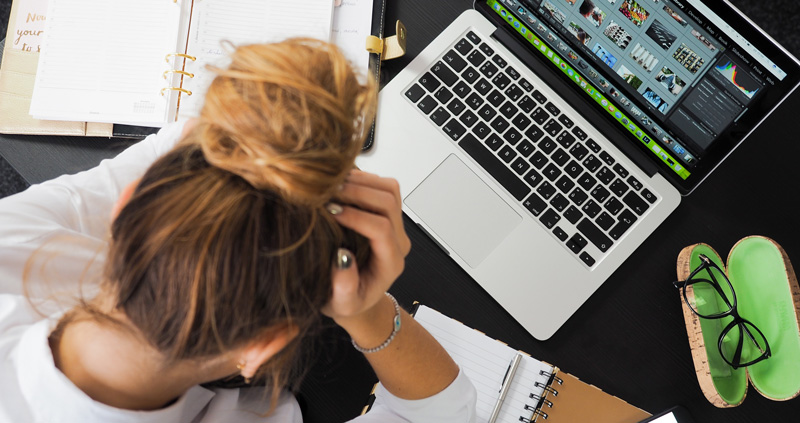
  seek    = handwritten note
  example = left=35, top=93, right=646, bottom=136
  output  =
left=11, top=0, right=49, bottom=52
left=331, top=0, right=374, bottom=79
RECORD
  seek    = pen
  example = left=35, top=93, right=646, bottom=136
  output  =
left=489, top=353, right=522, bottom=423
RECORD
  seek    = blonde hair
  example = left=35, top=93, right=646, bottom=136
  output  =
left=100, top=39, right=375, bottom=404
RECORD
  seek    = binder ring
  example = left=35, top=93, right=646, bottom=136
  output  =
left=534, top=381, right=558, bottom=396
left=529, top=393, right=553, bottom=408
left=533, top=409, right=549, bottom=420
left=521, top=409, right=549, bottom=421
left=165, top=53, right=197, bottom=63
left=539, top=370, right=563, bottom=385
left=163, top=70, right=195, bottom=79
left=161, top=87, right=192, bottom=96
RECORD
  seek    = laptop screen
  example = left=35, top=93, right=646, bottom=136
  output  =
left=479, top=0, right=800, bottom=193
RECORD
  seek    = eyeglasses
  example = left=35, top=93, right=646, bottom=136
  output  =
left=673, top=254, right=771, bottom=369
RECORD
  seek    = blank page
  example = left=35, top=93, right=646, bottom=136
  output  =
left=179, top=0, right=335, bottom=118
left=30, top=0, right=184, bottom=125
left=415, top=306, right=553, bottom=422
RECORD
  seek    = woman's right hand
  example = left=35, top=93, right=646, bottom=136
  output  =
left=321, top=169, right=410, bottom=326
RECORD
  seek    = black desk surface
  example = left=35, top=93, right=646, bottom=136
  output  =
left=3, top=1, right=800, bottom=422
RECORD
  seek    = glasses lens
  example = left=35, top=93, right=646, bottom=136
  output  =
left=685, top=261, right=735, bottom=318
left=720, top=320, right=770, bottom=368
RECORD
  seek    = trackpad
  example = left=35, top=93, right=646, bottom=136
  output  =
left=405, top=155, right=522, bottom=268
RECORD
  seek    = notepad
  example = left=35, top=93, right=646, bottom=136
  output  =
left=414, top=305, right=652, bottom=422
left=29, top=0, right=334, bottom=126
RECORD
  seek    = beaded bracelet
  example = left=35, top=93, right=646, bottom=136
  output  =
left=351, top=293, right=402, bottom=354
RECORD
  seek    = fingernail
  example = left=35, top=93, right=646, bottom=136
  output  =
left=326, top=203, right=344, bottom=215
left=336, top=248, right=353, bottom=269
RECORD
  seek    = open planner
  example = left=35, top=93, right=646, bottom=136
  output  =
left=28, top=0, right=334, bottom=126
left=412, top=305, right=651, bottom=422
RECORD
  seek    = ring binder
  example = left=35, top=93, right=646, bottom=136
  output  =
left=539, top=370, right=564, bottom=385
left=164, top=53, right=197, bottom=63
left=535, top=381, right=559, bottom=396
left=529, top=393, right=553, bottom=408
left=163, top=70, right=195, bottom=79
left=160, top=87, right=192, bottom=96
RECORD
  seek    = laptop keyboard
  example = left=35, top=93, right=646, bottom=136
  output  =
left=403, top=30, right=659, bottom=268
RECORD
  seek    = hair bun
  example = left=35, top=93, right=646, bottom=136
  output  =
left=190, top=39, right=377, bottom=207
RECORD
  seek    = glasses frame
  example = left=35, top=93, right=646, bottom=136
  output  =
left=673, top=254, right=771, bottom=370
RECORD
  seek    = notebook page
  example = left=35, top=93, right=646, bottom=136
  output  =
left=179, top=0, right=334, bottom=118
left=29, top=0, right=184, bottom=125
left=331, top=0, right=374, bottom=80
left=415, top=306, right=553, bottom=422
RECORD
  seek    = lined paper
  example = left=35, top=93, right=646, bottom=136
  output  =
left=415, top=306, right=553, bottom=422
left=331, top=0, right=374, bottom=80
left=180, top=0, right=334, bottom=118
left=30, top=0, right=183, bottom=125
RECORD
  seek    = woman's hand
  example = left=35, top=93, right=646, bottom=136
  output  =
left=321, top=169, right=411, bottom=324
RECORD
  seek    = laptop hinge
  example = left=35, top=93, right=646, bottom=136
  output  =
left=492, top=26, right=660, bottom=178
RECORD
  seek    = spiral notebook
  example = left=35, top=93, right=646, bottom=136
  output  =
left=28, top=0, right=334, bottom=127
left=408, top=305, right=651, bottom=422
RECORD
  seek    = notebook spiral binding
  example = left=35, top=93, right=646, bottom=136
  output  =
left=518, top=369, right=561, bottom=421
left=161, top=53, right=197, bottom=97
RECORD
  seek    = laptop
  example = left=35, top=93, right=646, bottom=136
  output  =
left=357, top=0, right=800, bottom=340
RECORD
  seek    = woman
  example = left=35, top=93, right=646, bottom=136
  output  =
left=0, top=39, right=476, bottom=422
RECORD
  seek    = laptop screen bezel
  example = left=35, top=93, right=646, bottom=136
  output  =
left=474, top=0, right=800, bottom=194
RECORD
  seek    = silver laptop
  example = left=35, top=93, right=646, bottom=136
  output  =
left=357, top=0, right=800, bottom=339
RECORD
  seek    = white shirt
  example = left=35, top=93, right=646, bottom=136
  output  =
left=0, top=122, right=477, bottom=423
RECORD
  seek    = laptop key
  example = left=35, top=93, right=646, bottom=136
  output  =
left=610, top=209, right=638, bottom=240
left=511, top=114, right=532, bottom=132
left=532, top=90, right=547, bottom=104
left=430, top=107, right=450, bottom=126
left=543, top=163, right=562, bottom=182
left=531, top=108, right=549, bottom=125
left=525, top=125, right=545, bottom=143
left=432, top=61, right=458, bottom=86
left=516, top=140, right=535, bottom=157
left=555, top=131, right=575, bottom=149
left=609, top=179, right=629, bottom=197
left=462, top=67, right=480, bottom=84
left=442, top=119, right=466, bottom=141
left=459, top=110, right=478, bottom=127
left=405, top=84, right=425, bottom=102
left=582, top=155, right=601, bottom=173
left=473, top=122, right=491, bottom=139
left=523, top=193, right=547, bottom=216
left=627, top=176, right=643, bottom=191
left=487, top=90, right=505, bottom=107
left=485, top=134, right=504, bottom=151
left=443, top=49, right=467, bottom=72
left=504, top=128, right=523, bottom=145
left=506, top=66, right=521, bottom=80
left=551, top=149, right=570, bottom=167
left=530, top=151, right=548, bottom=169
left=467, top=50, right=486, bottom=67
left=564, top=205, right=583, bottom=224
left=499, top=101, right=519, bottom=119
left=566, top=233, right=588, bottom=254
left=569, top=187, right=588, bottom=206
left=599, top=151, right=615, bottom=166
left=544, top=119, right=563, bottom=137
left=579, top=252, right=596, bottom=267
left=505, top=85, right=524, bottom=102
left=478, top=105, right=494, bottom=122
left=544, top=102, right=561, bottom=116
left=558, top=115, right=573, bottom=128
left=519, top=78, right=534, bottom=92
left=596, top=212, right=615, bottom=231
left=604, top=197, right=624, bottom=215
left=555, top=175, right=575, bottom=194
left=478, top=42, right=494, bottom=56
left=591, top=185, right=610, bottom=203
left=447, top=98, right=466, bottom=115
left=641, top=188, right=657, bottom=204
left=418, top=95, right=436, bottom=114
left=511, top=157, right=530, bottom=175
left=582, top=200, right=601, bottom=218
left=569, top=143, right=589, bottom=161
left=452, top=81, right=471, bottom=98
left=571, top=126, right=587, bottom=140
left=490, top=116, right=510, bottom=133
left=577, top=218, right=613, bottom=252
left=492, top=73, right=511, bottom=90
left=537, top=181, right=556, bottom=199
left=550, top=193, right=569, bottom=212
left=577, top=172, right=597, bottom=191
left=479, top=62, right=499, bottom=78
left=474, top=78, right=492, bottom=95
left=564, top=160, right=583, bottom=179
left=498, top=145, right=516, bottom=163
left=466, top=93, right=484, bottom=110
left=459, top=135, right=531, bottom=201
left=585, top=138, right=601, bottom=153
left=623, top=191, right=650, bottom=216
left=465, top=31, right=481, bottom=45
left=538, top=137, right=557, bottom=154
left=519, top=96, right=536, bottom=113
left=613, top=163, right=630, bottom=178
left=419, top=72, right=441, bottom=92
left=553, top=226, right=568, bottom=242
left=540, top=209, right=561, bottom=229
left=524, top=169, right=543, bottom=187
left=492, top=55, right=508, bottom=68
left=435, top=87, right=454, bottom=104
left=596, top=166, right=615, bottom=184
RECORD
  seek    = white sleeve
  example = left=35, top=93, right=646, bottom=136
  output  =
left=349, top=367, right=477, bottom=423
left=0, top=122, right=186, bottom=299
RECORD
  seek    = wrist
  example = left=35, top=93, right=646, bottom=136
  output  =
left=336, top=294, right=401, bottom=353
